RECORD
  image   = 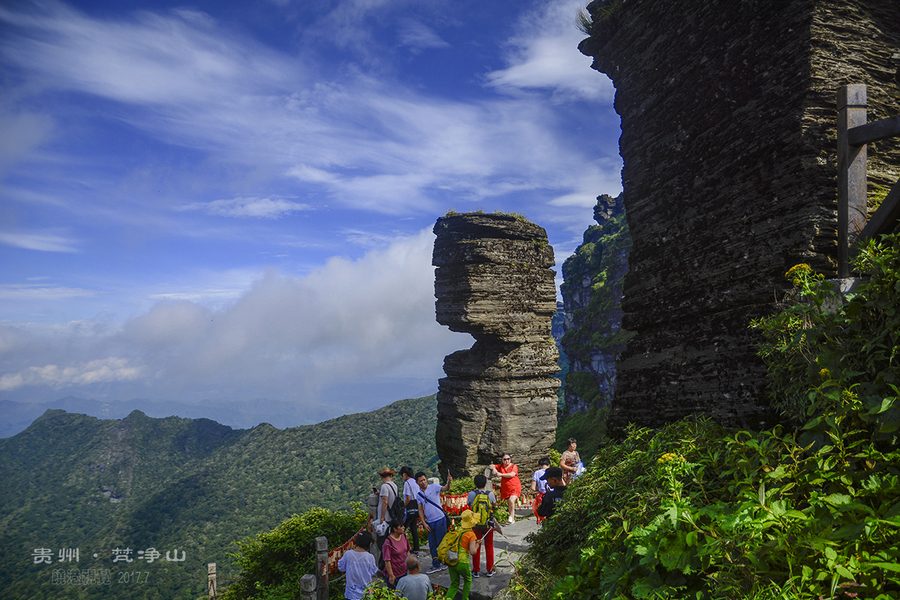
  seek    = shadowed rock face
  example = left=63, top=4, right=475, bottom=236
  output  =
left=579, top=0, right=900, bottom=436
left=433, top=213, right=560, bottom=476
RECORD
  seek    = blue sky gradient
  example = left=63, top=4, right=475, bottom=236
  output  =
left=0, top=0, right=621, bottom=427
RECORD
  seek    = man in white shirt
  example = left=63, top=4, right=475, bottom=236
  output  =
left=415, top=471, right=451, bottom=574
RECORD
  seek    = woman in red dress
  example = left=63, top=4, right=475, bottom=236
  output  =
left=491, top=453, right=521, bottom=523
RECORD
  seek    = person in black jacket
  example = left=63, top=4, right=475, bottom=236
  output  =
left=536, top=467, right=566, bottom=519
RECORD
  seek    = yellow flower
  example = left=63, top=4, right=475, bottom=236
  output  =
left=819, top=368, right=831, bottom=380
left=785, top=263, right=813, bottom=285
left=658, top=453, right=685, bottom=464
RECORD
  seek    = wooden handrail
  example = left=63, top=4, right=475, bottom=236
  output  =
left=837, top=84, right=900, bottom=276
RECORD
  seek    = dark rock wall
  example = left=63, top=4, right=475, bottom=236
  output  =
left=579, top=0, right=900, bottom=435
left=433, top=213, right=560, bottom=475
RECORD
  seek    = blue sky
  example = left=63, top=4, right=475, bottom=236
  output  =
left=0, top=0, right=620, bottom=427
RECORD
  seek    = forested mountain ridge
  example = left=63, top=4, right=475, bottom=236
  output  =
left=0, top=395, right=439, bottom=599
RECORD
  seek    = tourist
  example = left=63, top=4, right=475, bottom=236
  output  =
left=531, top=457, right=551, bottom=524
left=446, top=509, right=481, bottom=600
left=382, top=520, right=411, bottom=588
left=467, top=473, right=500, bottom=577
left=395, top=555, right=432, bottom=600
left=375, top=467, right=399, bottom=559
left=415, top=470, right=452, bottom=574
left=337, top=531, right=378, bottom=600
left=560, top=438, right=582, bottom=483
left=400, top=466, right=421, bottom=553
left=537, top=467, right=566, bottom=519
left=491, top=453, right=521, bottom=523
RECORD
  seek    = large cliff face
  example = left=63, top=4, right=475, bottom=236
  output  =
left=560, top=194, right=632, bottom=416
left=579, top=0, right=900, bottom=434
left=433, top=213, right=560, bottom=475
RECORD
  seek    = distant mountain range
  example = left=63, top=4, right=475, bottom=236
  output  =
left=0, top=395, right=371, bottom=439
left=0, top=395, right=439, bottom=599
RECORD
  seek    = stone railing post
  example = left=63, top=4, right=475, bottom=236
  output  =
left=315, top=536, right=329, bottom=600
left=207, top=563, right=217, bottom=599
left=837, top=84, right=868, bottom=277
left=300, top=574, right=317, bottom=600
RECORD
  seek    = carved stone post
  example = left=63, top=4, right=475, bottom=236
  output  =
left=207, top=563, right=216, bottom=599
left=300, top=574, right=317, bottom=600
left=315, top=536, right=329, bottom=600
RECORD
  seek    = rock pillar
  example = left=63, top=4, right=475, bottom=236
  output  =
left=433, top=213, right=560, bottom=476
left=578, top=0, right=900, bottom=435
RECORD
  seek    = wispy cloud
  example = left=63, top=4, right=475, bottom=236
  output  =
left=0, top=357, right=142, bottom=391
left=485, top=0, right=613, bottom=102
left=397, top=19, right=450, bottom=52
left=176, top=197, right=314, bottom=219
left=0, top=1, right=298, bottom=106
left=0, top=284, right=96, bottom=300
left=1, top=1, right=613, bottom=221
left=0, top=230, right=79, bottom=252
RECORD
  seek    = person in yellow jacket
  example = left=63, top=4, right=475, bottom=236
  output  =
left=446, top=509, right=483, bottom=600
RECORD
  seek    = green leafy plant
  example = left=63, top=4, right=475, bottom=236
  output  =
left=515, top=234, right=900, bottom=600
left=220, top=505, right=367, bottom=600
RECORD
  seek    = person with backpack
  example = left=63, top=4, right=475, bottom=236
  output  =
left=415, top=470, right=452, bottom=574
left=466, top=473, right=501, bottom=577
left=399, top=466, right=422, bottom=553
left=376, top=467, right=403, bottom=560
left=439, top=509, right=481, bottom=600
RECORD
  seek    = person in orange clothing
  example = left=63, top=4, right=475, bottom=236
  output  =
left=491, top=453, right=521, bottom=523
left=446, top=510, right=482, bottom=600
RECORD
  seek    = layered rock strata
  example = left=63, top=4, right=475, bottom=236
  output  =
left=579, top=0, right=900, bottom=435
left=433, top=213, right=560, bottom=476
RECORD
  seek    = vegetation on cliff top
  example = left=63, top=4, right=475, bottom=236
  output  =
left=514, top=233, right=900, bottom=600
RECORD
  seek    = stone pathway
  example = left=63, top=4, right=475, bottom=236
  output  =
left=421, top=511, right=538, bottom=600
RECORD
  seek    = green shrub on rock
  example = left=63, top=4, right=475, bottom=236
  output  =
left=516, top=234, right=900, bottom=600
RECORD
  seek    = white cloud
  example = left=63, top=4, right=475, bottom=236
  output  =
left=176, top=197, right=314, bottom=219
left=485, top=0, right=613, bottom=102
left=0, top=284, right=97, bottom=300
left=0, top=357, right=142, bottom=391
left=0, top=229, right=467, bottom=406
left=0, top=1, right=298, bottom=107
left=0, top=107, right=55, bottom=171
left=0, top=230, right=80, bottom=252
left=397, top=19, right=450, bottom=52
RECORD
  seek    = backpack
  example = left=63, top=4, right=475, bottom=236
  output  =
left=386, top=482, right=405, bottom=523
left=436, top=527, right=467, bottom=566
left=470, top=491, right=492, bottom=529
